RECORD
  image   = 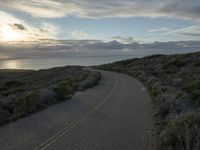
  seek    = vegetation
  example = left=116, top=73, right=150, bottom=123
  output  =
left=6, top=91, right=40, bottom=121
left=97, top=52, right=200, bottom=150
left=53, top=81, right=75, bottom=100
left=78, top=72, right=101, bottom=91
left=0, top=66, right=101, bottom=126
left=160, top=112, right=200, bottom=150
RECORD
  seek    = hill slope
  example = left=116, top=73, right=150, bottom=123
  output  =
left=0, top=66, right=101, bottom=126
left=97, top=52, right=200, bottom=150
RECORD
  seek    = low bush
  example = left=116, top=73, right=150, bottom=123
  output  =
left=6, top=91, right=40, bottom=121
left=4, top=80, right=25, bottom=88
left=184, top=80, right=200, bottom=93
left=160, top=112, right=200, bottom=150
left=78, top=72, right=101, bottom=91
left=191, top=89, right=200, bottom=106
left=52, top=81, right=75, bottom=100
left=0, top=103, right=8, bottom=125
left=162, top=59, right=186, bottom=70
left=0, top=86, right=9, bottom=91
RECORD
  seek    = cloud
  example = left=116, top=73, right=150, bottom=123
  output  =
left=147, top=25, right=200, bottom=38
left=156, top=2, right=200, bottom=22
left=71, top=30, right=96, bottom=40
left=149, top=27, right=171, bottom=33
left=168, top=25, right=200, bottom=36
left=11, top=24, right=27, bottom=31
left=0, top=40, right=199, bottom=60
left=0, top=0, right=200, bottom=21
left=111, top=36, right=142, bottom=44
left=0, top=11, right=21, bottom=24
left=2, top=0, right=78, bottom=18
left=0, top=11, right=58, bottom=41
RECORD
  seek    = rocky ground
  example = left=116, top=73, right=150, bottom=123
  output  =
left=0, top=66, right=101, bottom=126
left=97, top=52, right=200, bottom=150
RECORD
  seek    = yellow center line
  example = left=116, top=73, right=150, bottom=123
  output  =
left=33, top=77, right=118, bottom=150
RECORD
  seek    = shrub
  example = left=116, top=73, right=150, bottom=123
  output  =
left=39, top=88, right=57, bottom=106
left=72, top=73, right=90, bottom=82
left=4, top=80, right=24, bottom=87
left=162, top=59, right=185, bottom=70
left=1, top=91, right=12, bottom=96
left=160, top=112, right=200, bottom=150
left=191, top=89, right=200, bottom=106
left=0, top=103, right=8, bottom=125
left=7, top=91, right=40, bottom=121
left=78, top=72, right=101, bottom=91
left=0, top=86, right=9, bottom=91
left=53, top=81, right=75, bottom=100
left=150, top=88, right=159, bottom=98
left=184, top=80, right=200, bottom=93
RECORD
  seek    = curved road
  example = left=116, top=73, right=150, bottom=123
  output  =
left=0, top=70, right=155, bottom=150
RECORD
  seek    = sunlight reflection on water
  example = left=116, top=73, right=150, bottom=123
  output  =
left=0, top=60, right=21, bottom=69
left=0, top=55, right=137, bottom=70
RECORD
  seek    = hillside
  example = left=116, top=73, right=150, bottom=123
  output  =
left=0, top=66, right=101, bottom=126
left=97, top=52, right=200, bottom=150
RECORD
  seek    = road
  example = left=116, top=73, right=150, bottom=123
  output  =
left=0, top=70, right=155, bottom=150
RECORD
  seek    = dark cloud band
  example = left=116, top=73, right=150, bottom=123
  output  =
left=1, top=0, right=200, bottom=21
left=0, top=40, right=199, bottom=60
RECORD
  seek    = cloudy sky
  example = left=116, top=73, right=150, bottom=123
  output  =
left=0, top=0, right=200, bottom=42
left=0, top=0, right=200, bottom=69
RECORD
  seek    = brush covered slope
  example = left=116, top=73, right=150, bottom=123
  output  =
left=0, top=66, right=101, bottom=126
left=97, top=52, right=200, bottom=150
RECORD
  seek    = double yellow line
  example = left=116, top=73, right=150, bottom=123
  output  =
left=34, top=78, right=118, bottom=150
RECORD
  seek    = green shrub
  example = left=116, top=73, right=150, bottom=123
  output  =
left=53, top=81, right=75, bottom=100
left=160, top=112, right=200, bottom=150
left=184, top=80, right=200, bottom=93
left=4, top=80, right=24, bottom=87
left=0, top=103, right=8, bottom=125
left=78, top=72, right=101, bottom=91
left=162, top=59, right=185, bottom=70
left=150, top=88, right=159, bottom=98
left=0, top=86, right=9, bottom=91
left=193, top=61, right=200, bottom=67
left=191, top=89, right=200, bottom=106
left=7, top=91, right=40, bottom=120
left=1, top=91, right=12, bottom=96
left=73, top=73, right=90, bottom=82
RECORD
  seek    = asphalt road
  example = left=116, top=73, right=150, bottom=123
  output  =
left=0, top=70, right=155, bottom=150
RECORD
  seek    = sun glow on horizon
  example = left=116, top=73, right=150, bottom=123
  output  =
left=0, top=26, right=27, bottom=41
left=2, top=60, right=20, bottom=69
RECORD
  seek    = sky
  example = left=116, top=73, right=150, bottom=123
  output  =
left=0, top=0, right=200, bottom=68
left=0, top=0, right=200, bottom=42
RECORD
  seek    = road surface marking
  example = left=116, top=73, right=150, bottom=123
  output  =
left=34, top=78, right=118, bottom=150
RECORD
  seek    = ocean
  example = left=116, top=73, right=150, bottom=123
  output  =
left=0, top=49, right=198, bottom=70
left=0, top=55, right=139, bottom=70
